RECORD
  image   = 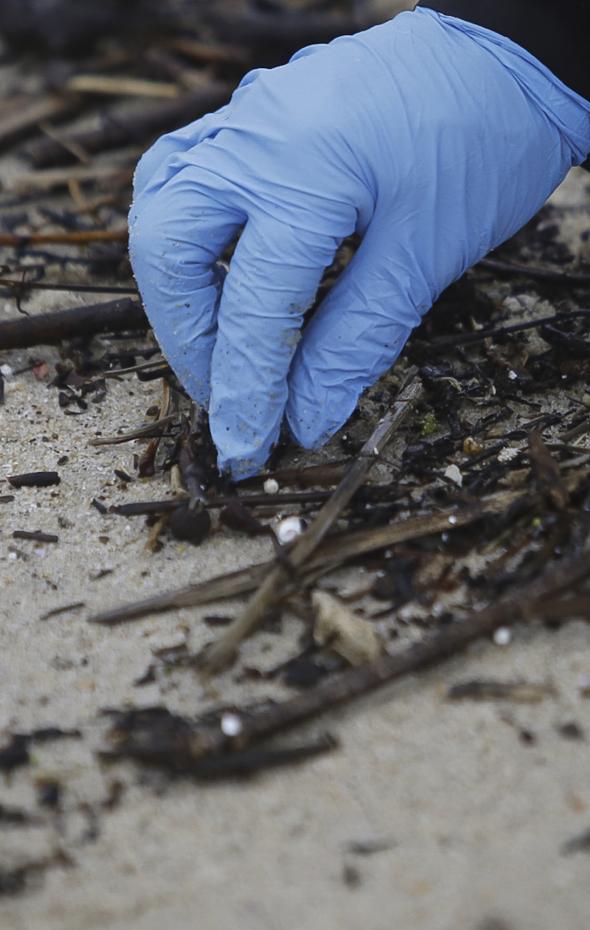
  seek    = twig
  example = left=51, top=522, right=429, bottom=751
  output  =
left=88, top=415, right=177, bottom=447
left=107, top=483, right=407, bottom=516
left=221, top=555, right=590, bottom=754
left=104, top=553, right=590, bottom=770
left=88, top=487, right=525, bottom=626
left=0, top=93, right=81, bottom=149
left=202, top=373, right=424, bottom=671
left=0, top=228, right=127, bottom=247
left=64, top=75, right=180, bottom=98
left=478, top=257, right=590, bottom=286
left=25, top=83, right=232, bottom=168
left=0, top=298, right=146, bottom=350
left=0, top=278, right=136, bottom=296
left=6, top=163, right=134, bottom=194
left=426, top=308, right=590, bottom=350
left=165, top=37, right=251, bottom=67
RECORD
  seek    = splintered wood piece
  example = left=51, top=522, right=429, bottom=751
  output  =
left=88, top=415, right=177, bottom=447
left=202, top=374, right=424, bottom=671
left=104, top=553, right=590, bottom=771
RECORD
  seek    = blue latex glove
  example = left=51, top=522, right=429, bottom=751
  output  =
left=129, top=7, right=590, bottom=479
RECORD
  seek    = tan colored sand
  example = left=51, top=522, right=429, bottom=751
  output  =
left=1, top=170, right=590, bottom=930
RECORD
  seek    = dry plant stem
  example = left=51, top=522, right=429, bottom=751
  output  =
left=0, top=93, right=80, bottom=149
left=6, top=164, right=134, bottom=194
left=26, top=83, right=232, bottom=168
left=89, top=415, right=177, bottom=447
left=0, top=229, right=127, bottom=247
left=202, top=375, right=424, bottom=671
left=427, top=308, right=590, bottom=350
left=88, top=487, right=523, bottom=626
left=0, top=278, right=136, bottom=295
left=0, top=298, right=145, bottom=350
left=224, top=554, right=590, bottom=755
left=39, top=120, right=90, bottom=164
left=65, top=75, right=180, bottom=98
left=165, top=37, right=251, bottom=66
left=478, top=256, right=590, bottom=286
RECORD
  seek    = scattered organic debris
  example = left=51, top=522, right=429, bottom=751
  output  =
left=2, top=5, right=590, bottom=896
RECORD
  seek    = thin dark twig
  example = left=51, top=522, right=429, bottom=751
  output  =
left=478, top=257, right=590, bottom=286
left=426, top=308, right=590, bottom=350
left=202, top=373, right=424, bottom=671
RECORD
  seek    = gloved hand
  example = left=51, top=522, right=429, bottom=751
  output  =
left=129, top=7, right=590, bottom=479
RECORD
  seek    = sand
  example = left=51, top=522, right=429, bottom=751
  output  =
left=1, top=170, right=590, bottom=930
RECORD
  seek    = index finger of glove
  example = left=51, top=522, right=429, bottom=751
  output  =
left=128, top=164, right=245, bottom=405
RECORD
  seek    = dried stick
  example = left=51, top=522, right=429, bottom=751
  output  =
left=478, top=257, right=590, bottom=286
left=64, top=75, right=180, bottom=98
left=6, top=163, right=134, bottom=194
left=88, top=415, right=177, bottom=447
left=215, top=554, right=590, bottom=756
left=106, top=553, right=590, bottom=771
left=0, top=93, right=80, bottom=150
left=88, top=488, right=523, bottom=626
left=0, top=298, right=145, bottom=350
left=25, top=83, right=232, bottom=168
left=0, top=229, right=127, bottom=247
left=426, top=308, right=590, bottom=350
left=0, top=278, right=136, bottom=296
left=202, top=375, right=424, bottom=671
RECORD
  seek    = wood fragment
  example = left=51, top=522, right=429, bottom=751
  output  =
left=65, top=75, right=181, bottom=98
left=0, top=299, right=146, bottom=350
left=103, top=554, right=590, bottom=769
left=12, top=530, right=59, bottom=543
left=87, top=488, right=525, bottom=626
left=6, top=162, right=134, bottom=194
left=0, top=93, right=80, bottom=150
left=39, top=601, right=85, bottom=621
left=426, top=308, right=590, bottom=350
left=202, top=374, right=422, bottom=671
left=7, top=471, right=60, bottom=488
left=447, top=680, right=556, bottom=703
left=25, top=83, right=232, bottom=168
left=561, top=827, right=590, bottom=855
left=479, top=257, right=590, bottom=286
left=0, top=228, right=127, bottom=247
left=88, top=414, right=177, bottom=447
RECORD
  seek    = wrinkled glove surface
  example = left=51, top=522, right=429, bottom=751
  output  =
left=129, top=7, right=590, bottom=478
